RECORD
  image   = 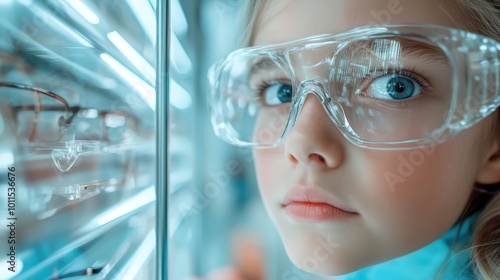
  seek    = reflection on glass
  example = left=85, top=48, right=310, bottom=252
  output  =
left=1, top=82, right=141, bottom=145
left=0, top=82, right=70, bottom=142
left=0, top=0, right=157, bottom=279
left=51, top=266, right=104, bottom=279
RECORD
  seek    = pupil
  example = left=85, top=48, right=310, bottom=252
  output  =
left=277, top=85, right=293, bottom=103
left=387, top=76, right=414, bottom=100
left=394, top=83, right=405, bottom=93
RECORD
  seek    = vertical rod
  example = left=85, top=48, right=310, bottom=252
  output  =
left=156, top=0, right=169, bottom=279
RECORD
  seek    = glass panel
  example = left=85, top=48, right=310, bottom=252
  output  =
left=0, top=1, right=157, bottom=279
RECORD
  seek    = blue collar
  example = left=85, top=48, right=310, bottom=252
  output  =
left=340, top=214, right=478, bottom=280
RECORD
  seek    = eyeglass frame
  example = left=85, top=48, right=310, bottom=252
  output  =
left=30, top=149, right=149, bottom=212
left=208, top=23, right=500, bottom=150
left=0, top=82, right=140, bottom=144
left=0, top=82, right=71, bottom=142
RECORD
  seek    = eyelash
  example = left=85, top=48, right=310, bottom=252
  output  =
left=251, top=78, right=292, bottom=100
left=369, top=68, right=429, bottom=88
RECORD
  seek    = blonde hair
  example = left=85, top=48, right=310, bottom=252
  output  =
left=240, top=0, right=500, bottom=279
left=453, top=1, right=500, bottom=278
left=240, top=0, right=266, bottom=47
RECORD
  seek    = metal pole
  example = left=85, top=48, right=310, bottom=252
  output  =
left=156, top=0, right=169, bottom=279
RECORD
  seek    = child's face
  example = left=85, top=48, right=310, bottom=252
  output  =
left=252, top=0, right=498, bottom=275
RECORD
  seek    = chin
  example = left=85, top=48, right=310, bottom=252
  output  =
left=281, top=236, right=368, bottom=276
left=287, top=252, right=361, bottom=276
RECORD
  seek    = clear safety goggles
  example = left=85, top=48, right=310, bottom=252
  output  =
left=208, top=24, right=500, bottom=149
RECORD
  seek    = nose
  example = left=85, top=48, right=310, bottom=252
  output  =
left=284, top=93, right=345, bottom=170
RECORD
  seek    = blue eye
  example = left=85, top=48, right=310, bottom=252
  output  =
left=263, top=83, right=293, bottom=105
left=366, top=75, right=421, bottom=101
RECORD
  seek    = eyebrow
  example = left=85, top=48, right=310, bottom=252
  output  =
left=338, top=38, right=450, bottom=66
left=249, top=57, right=282, bottom=75
left=395, top=38, right=449, bottom=65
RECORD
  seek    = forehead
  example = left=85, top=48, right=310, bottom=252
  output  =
left=253, top=0, right=463, bottom=45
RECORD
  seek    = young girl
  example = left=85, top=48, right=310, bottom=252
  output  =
left=209, top=0, right=500, bottom=278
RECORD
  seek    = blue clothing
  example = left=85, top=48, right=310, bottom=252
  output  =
left=340, top=214, right=478, bottom=280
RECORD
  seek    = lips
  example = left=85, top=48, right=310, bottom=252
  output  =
left=281, top=186, right=357, bottom=222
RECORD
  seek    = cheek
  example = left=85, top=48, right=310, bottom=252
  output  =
left=253, top=148, right=287, bottom=203
left=358, top=140, right=480, bottom=246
